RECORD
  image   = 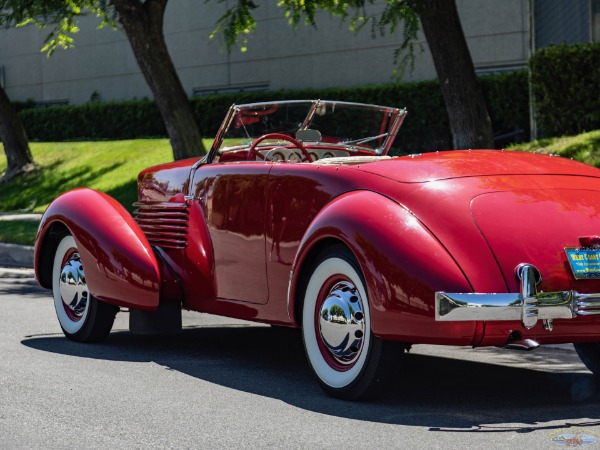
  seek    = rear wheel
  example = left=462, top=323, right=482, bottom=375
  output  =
left=301, top=245, right=405, bottom=400
left=574, top=342, right=600, bottom=379
left=52, top=235, right=118, bottom=342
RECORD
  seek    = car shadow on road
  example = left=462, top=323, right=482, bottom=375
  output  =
left=21, top=325, right=600, bottom=432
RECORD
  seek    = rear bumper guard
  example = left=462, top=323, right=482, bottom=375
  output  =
left=436, top=263, right=600, bottom=329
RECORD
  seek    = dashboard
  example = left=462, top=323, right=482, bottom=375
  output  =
left=262, top=147, right=350, bottom=162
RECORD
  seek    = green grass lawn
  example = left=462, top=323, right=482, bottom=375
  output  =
left=0, top=139, right=175, bottom=214
left=0, top=139, right=214, bottom=245
left=1, top=131, right=599, bottom=246
left=0, top=220, right=40, bottom=246
left=508, top=129, right=600, bottom=167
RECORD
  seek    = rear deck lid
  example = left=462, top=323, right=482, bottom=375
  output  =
left=356, top=150, right=600, bottom=183
left=471, top=188, right=600, bottom=292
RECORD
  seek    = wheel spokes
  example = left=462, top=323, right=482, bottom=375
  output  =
left=318, top=281, right=366, bottom=366
left=59, top=253, right=88, bottom=320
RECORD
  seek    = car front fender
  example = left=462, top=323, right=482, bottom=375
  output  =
left=290, top=190, right=477, bottom=344
left=35, top=188, right=161, bottom=310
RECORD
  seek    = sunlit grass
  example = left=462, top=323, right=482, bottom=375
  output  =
left=509, top=129, right=600, bottom=167
left=0, top=139, right=213, bottom=213
left=0, top=220, right=39, bottom=246
left=1, top=131, right=599, bottom=247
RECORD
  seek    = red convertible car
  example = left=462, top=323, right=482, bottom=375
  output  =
left=35, top=100, right=600, bottom=400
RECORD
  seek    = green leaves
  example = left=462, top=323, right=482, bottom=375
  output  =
left=210, top=0, right=422, bottom=76
left=531, top=43, right=600, bottom=137
left=16, top=71, right=529, bottom=152
left=0, top=0, right=115, bottom=55
left=211, top=0, right=258, bottom=52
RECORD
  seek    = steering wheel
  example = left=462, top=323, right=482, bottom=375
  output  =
left=247, top=133, right=313, bottom=162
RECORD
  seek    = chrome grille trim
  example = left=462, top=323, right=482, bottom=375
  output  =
left=133, top=201, right=189, bottom=249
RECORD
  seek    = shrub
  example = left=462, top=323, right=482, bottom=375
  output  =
left=18, top=71, right=529, bottom=152
left=530, top=43, right=600, bottom=137
left=12, top=99, right=37, bottom=112
left=20, top=100, right=165, bottom=141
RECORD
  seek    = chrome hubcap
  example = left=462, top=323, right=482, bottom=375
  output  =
left=318, top=281, right=366, bottom=366
left=59, top=253, right=88, bottom=319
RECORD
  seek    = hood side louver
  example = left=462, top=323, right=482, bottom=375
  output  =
left=133, top=201, right=189, bottom=249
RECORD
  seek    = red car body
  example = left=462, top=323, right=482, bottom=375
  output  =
left=34, top=100, right=600, bottom=399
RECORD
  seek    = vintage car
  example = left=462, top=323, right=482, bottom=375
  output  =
left=35, top=100, right=600, bottom=400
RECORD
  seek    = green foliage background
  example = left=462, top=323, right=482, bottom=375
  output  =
left=530, top=42, right=600, bottom=137
left=18, top=70, right=530, bottom=153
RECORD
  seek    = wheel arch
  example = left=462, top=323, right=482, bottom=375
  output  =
left=34, top=188, right=163, bottom=310
left=289, top=190, right=473, bottom=341
left=292, top=237, right=348, bottom=328
left=35, top=221, right=71, bottom=289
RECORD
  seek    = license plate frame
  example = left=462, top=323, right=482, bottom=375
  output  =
left=565, top=247, right=600, bottom=279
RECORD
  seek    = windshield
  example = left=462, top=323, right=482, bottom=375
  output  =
left=212, top=100, right=406, bottom=157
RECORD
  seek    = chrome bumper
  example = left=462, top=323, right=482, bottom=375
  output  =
left=436, top=264, right=600, bottom=329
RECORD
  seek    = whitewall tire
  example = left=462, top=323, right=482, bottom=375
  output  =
left=301, top=245, right=405, bottom=400
left=52, top=234, right=117, bottom=342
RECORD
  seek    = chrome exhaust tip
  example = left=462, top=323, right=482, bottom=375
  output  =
left=504, top=331, right=539, bottom=351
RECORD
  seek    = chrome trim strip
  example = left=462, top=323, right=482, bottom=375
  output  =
left=436, top=263, right=600, bottom=329
left=207, top=105, right=238, bottom=161
left=134, top=201, right=190, bottom=249
left=208, top=100, right=407, bottom=161
left=234, top=99, right=398, bottom=113
left=377, top=108, right=407, bottom=156
left=300, top=100, right=320, bottom=131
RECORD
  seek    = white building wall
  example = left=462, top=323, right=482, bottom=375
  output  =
left=0, top=0, right=530, bottom=104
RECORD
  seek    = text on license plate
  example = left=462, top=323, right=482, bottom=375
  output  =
left=565, top=247, right=600, bottom=279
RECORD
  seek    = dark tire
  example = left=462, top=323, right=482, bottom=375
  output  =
left=301, top=245, right=405, bottom=400
left=52, top=235, right=118, bottom=343
left=574, top=342, right=600, bottom=379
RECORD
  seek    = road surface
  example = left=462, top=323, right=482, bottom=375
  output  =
left=1, top=267, right=600, bottom=449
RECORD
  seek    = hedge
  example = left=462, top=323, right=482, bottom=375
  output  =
left=530, top=42, right=600, bottom=137
left=20, top=99, right=166, bottom=141
left=18, top=70, right=529, bottom=153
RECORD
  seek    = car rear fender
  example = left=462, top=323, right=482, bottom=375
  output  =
left=35, top=188, right=165, bottom=310
left=289, top=190, right=475, bottom=343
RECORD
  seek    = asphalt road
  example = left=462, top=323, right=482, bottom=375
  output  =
left=2, top=266, right=600, bottom=449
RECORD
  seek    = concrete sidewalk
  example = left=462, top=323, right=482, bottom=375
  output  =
left=0, top=213, right=42, bottom=222
left=0, top=213, right=41, bottom=268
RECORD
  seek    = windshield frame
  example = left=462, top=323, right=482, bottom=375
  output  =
left=206, top=100, right=406, bottom=164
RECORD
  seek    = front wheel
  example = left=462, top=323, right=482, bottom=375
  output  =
left=301, top=245, right=405, bottom=400
left=52, top=234, right=118, bottom=342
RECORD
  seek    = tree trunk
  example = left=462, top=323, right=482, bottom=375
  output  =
left=112, top=0, right=206, bottom=160
left=418, top=0, right=494, bottom=149
left=0, top=85, right=35, bottom=181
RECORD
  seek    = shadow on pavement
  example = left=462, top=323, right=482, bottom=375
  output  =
left=22, top=324, right=600, bottom=432
left=0, top=270, right=45, bottom=298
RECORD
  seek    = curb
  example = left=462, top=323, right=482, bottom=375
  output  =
left=0, top=213, right=42, bottom=221
left=0, top=243, right=34, bottom=268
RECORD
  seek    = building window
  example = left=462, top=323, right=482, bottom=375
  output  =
left=192, top=84, right=269, bottom=97
left=534, top=0, right=590, bottom=49
left=593, top=0, right=600, bottom=41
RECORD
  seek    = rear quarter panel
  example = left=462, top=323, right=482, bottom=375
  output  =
left=290, top=189, right=476, bottom=345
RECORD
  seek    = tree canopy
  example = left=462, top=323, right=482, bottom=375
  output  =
left=217, top=0, right=422, bottom=76
left=0, top=1, right=114, bottom=53
left=0, top=0, right=495, bottom=154
left=1, top=0, right=206, bottom=160
left=217, top=0, right=494, bottom=149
